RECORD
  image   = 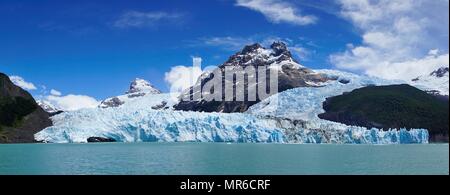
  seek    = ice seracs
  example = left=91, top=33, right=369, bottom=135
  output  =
left=35, top=69, right=428, bottom=144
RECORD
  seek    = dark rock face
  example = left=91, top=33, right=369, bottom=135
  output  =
left=49, top=110, right=64, bottom=117
left=0, top=73, right=52, bottom=143
left=318, top=84, right=449, bottom=143
left=127, top=92, right=146, bottom=98
left=338, top=79, right=351, bottom=84
left=87, top=137, right=116, bottom=143
left=151, top=101, right=168, bottom=110
left=99, top=97, right=125, bottom=108
left=174, top=42, right=332, bottom=113
left=430, top=67, right=449, bottom=78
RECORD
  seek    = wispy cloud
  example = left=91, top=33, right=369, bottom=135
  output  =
left=113, top=11, right=184, bottom=28
left=235, top=0, right=317, bottom=25
left=192, top=36, right=293, bottom=51
left=9, top=75, right=37, bottom=90
left=50, top=89, right=62, bottom=96
left=195, top=36, right=255, bottom=51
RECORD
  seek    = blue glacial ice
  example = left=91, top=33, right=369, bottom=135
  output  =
left=34, top=70, right=429, bottom=144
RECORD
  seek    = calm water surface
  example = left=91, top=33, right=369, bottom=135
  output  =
left=0, top=143, right=448, bottom=175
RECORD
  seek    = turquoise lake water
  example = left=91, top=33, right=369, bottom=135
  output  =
left=0, top=143, right=448, bottom=175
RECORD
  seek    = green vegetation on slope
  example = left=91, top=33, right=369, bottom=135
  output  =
left=318, top=84, right=449, bottom=142
left=0, top=96, right=37, bottom=127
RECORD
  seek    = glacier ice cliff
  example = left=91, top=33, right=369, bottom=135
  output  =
left=35, top=70, right=429, bottom=144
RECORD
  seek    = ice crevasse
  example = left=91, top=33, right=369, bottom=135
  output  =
left=35, top=70, right=429, bottom=144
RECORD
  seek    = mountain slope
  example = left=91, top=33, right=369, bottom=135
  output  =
left=411, top=66, right=449, bottom=96
left=126, top=78, right=161, bottom=94
left=0, top=73, right=52, bottom=143
left=318, top=84, right=449, bottom=142
left=36, top=100, right=63, bottom=116
left=174, top=42, right=331, bottom=113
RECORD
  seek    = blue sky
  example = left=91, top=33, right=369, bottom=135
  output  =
left=0, top=0, right=448, bottom=108
left=0, top=0, right=358, bottom=98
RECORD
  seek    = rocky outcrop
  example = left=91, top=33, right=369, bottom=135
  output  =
left=430, top=67, right=449, bottom=78
left=99, top=97, right=125, bottom=108
left=87, top=137, right=116, bottom=143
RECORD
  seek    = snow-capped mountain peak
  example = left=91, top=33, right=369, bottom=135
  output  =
left=411, top=66, right=449, bottom=96
left=224, top=42, right=302, bottom=68
left=99, top=78, right=162, bottom=108
left=175, top=42, right=331, bottom=113
left=126, top=78, right=161, bottom=94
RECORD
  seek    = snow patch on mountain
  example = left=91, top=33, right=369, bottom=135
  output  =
left=126, top=78, right=161, bottom=94
left=99, top=78, right=162, bottom=108
left=36, top=100, right=61, bottom=113
left=410, top=66, right=449, bottom=96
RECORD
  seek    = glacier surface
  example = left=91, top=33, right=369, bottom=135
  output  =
left=35, top=70, right=429, bottom=144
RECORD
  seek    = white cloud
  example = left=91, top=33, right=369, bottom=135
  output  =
left=50, top=89, right=62, bottom=96
left=36, top=87, right=99, bottom=111
left=113, top=11, right=183, bottom=28
left=365, top=52, right=449, bottom=80
left=428, top=49, right=440, bottom=56
left=235, top=0, right=317, bottom=25
left=45, top=94, right=99, bottom=111
left=165, top=57, right=204, bottom=93
left=8, top=76, right=99, bottom=111
left=9, top=75, right=37, bottom=90
left=331, top=0, right=449, bottom=80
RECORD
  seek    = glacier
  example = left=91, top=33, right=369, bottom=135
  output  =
left=35, top=70, right=429, bottom=144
